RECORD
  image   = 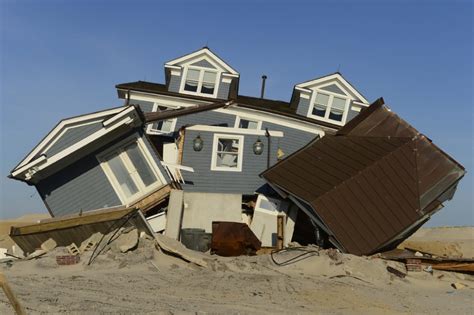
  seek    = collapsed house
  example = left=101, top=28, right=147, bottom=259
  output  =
left=8, top=47, right=465, bottom=255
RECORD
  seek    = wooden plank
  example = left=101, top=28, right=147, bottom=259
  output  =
left=10, top=207, right=136, bottom=236
left=132, top=185, right=171, bottom=213
left=276, top=215, right=284, bottom=250
left=0, top=273, right=26, bottom=315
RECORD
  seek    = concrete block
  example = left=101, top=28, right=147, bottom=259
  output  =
left=165, top=190, right=184, bottom=240
left=41, top=238, right=57, bottom=252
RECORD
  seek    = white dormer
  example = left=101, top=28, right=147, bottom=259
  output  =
left=164, top=47, right=239, bottom=99
left=295, top=73, right=369, bottom=126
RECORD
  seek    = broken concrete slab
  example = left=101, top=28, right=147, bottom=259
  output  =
left=117, top=229, right=139, bottom=253
left=40, top=238, right=57, bottom=252
left=154, top=233, right=208, bottom=267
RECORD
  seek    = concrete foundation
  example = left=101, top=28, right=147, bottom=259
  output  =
left=182, top=192, right=243, bottom=233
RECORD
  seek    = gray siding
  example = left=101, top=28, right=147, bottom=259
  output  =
left=168, top=75, right=182, bottom=93
left=181, top=124, right=317, bottom=194
left=296, top=97, right=311, bottom=117
left=261, top=122, right=317, bottom=159
left=217, top=81, right=231, bottom=100
left=129, top=99, right=154, bottom=112
left=45, top=122, right=103, bottom=157
left=320, top=84, right=347, bottom=95
left=190, top=59, right=216, bottom=68
left=181, top=130, right=270, bottom=194
left=175, top=110, right=235, bottom=130
left=37, top=130, right=169, bottom=217
left=36, top=153, right=121, bottom=217
left=346, top=105, right=359, bottom=122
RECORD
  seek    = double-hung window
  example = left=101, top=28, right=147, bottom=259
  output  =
left=211, top=134, right=244, bottom=172
left=310, top=91, right=350, bottom=124
left=99, top=138, right=162, bottom=203
left=183, top=67, right=218, bottom=96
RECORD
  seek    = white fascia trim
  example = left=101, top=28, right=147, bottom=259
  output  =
left=221, top=73, right=239, bottom=78
left=352, top=101, right=369, bottom=107
left=165, top=48, right=239, bottom=75
left=295, top=86, right=312, bottom=93
left=103, top=106, right=137, bottom=127
left=210, top=133, right=244, bottom=172
left=14, top=107, right=125, bottom=171
left=296, top=73, right=369, bottom=104
left=186, top=125, right=283, bottom=137
left=164, top=64, right=181, bottom=70
left=11, top=155, right=47, bottom=177
left=14, top=108, right=140, bottom=180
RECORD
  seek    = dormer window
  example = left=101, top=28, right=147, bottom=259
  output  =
left=309, top=90, right=350, bottom=124
left=183, top=67, right=218, bottom=96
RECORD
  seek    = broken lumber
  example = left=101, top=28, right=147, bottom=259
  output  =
left=0, top=273, right=26, bottom=315
left=154, top=233, right=207, bottom=267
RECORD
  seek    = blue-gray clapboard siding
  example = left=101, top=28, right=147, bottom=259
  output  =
left=129, top=99, right=154, bottom=112
left=168, top=75, right=182, bottom=93
left=190, top=59, right=216, bottom=68
left=346, top=105, right=360, bottom=122
left=45, top=122, right=103, bottom=157
left=217, top=81, right=231, bottom=100
left=175, top=110, right=235, bottom=130
left=181, top=125, right=317, bottom=194
left=320, top=84, right=347, bottom=95
left=36, top=130, right=170, bottom=217
left=296, top=97, right=311, bottom=117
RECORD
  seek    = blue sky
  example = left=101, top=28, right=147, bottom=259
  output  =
left=1, top=0, right=472, bottom=225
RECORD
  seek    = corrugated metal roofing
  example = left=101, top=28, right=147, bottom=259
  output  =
left=261, top=98, right=465, bottom=255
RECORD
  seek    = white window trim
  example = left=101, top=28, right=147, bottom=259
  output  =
left=307, top=89, right=351, bottom=126
left=210, top=134, right=244, bottom=172
left=255, top=194, right=287, bottom=216
left=234, top=116, right=262, bottom=130
left=97, top=134, right=166, bottom=205
left=146, top=103, right=178, bottom=135
left=179, top=65, right=221, bottom=98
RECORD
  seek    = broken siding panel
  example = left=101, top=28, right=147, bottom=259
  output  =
left=45, top=122, right=103, bottom=156
left=36, top=154, right=121, bottom=217
left=168, top=75, right=181, bottom=93
left=181, top=129, right=269, bottom=194
left=175, top=110, right=235, bottom=130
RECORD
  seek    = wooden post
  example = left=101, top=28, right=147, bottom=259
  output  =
left=0, top=273, right=26, bottom=315
left=277, top=215, right=285, bottom=250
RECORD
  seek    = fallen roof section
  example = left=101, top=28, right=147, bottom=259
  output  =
left=261, top=98, right=465, bottom=256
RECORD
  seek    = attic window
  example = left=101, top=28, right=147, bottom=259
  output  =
left=183, top=67, right=218, bottom=96
left=309, top=91, right=350, bottom=124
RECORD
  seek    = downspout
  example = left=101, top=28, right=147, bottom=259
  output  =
left=265, top=128, right=271, bottom=169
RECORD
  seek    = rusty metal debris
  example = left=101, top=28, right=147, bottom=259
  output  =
left=211, top=222, right=261, bottom=257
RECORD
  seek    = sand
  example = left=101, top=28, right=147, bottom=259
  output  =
left=0, top=213, right=50, bottom=249
left=0, top=216, right=473, bottom=314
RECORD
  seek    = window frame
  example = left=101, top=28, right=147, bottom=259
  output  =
left=146, top=103, right=178, bottom=135
left=307, top=89, right=351, bottom=125
left=234, top=116, right=262, bottom=130
left=97, top=135, right=166, bottom=205
left=179, top=65, right=221, bottom=98
left=210, top=133, right=244, bottom=172
left=255, top=194, right=287, bottom=216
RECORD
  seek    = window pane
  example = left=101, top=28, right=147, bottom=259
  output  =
left=106, top=152, right=138, bottom=198
left=124, top=142, right=157, bottom=187
left=155, top=119, right=174, bottom=132
left=200, top=82, right=215, bottom=94
left=329, top=110, right=343, bottom=121
left=186, top=69, right=200, bottom=81
left=259, top=199, right=278, bottom=212
left=184, top=80, right=198, bottom=92
left=203, top=71, right=216, bottom=83
left=216, top=137, right=240, bottom=168
left=315, top=93, right=330, bottom=105
left=332, top=97, right=346, bottom=111
left=312, top=105, right=326, bottom=117
left=216, top=153, right=239, bottom=168
left=239, top=119, right=259, bottom=129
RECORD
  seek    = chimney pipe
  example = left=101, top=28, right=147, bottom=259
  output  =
left=260, top=75, right=267, bottom=99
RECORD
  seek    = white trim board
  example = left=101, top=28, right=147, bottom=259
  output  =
left=13, top=107, right=125, bottom=171
left=186, top=125, right=284, bottom=137
left=12, top=106, right=142, bottom=180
